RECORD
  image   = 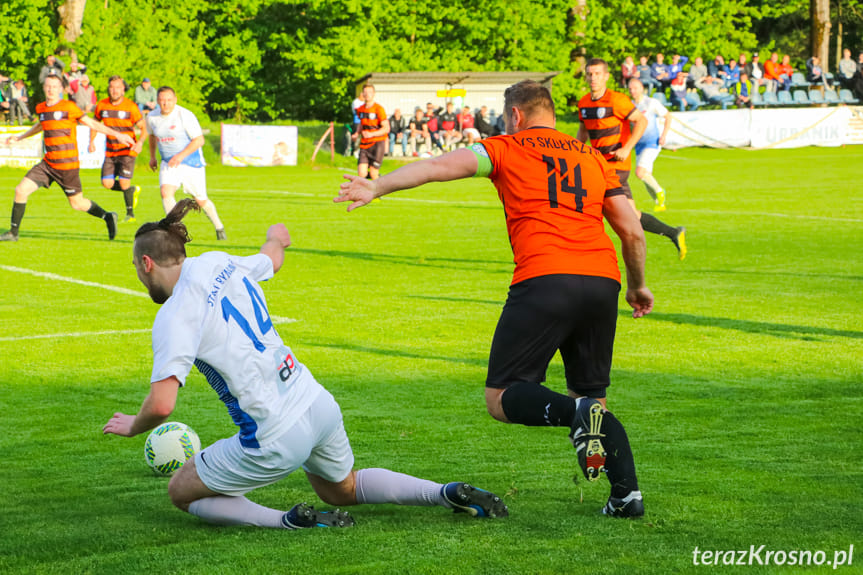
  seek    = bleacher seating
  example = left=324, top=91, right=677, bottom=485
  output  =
left=839, top=89, right=859, bottom=104
left=762, top=91, right=779, bottom=106
left=808, top=90, right=825, bottom=104
left=790, top=72, right=808, bottom=89
left=653, top=92, right=669, bottom=106
left=824, top=90, right=840, bottom=104
left=778, top=91, right=794, bottom=105
left=751, top=90, right=764, bottom=107
left=792, top=91, right=810, bottom=105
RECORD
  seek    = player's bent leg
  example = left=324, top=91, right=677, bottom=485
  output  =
left=101, top=178, right=115, bottom=190
left=357, top=163, right=369, bottom=179
left=168, top=456, right=221, bottom=511
left=67, top=192, right=91, bottom=212
left=13, top=177, right=39, bottom=203
left=160, top=184, right=178, bottom=213
left=305, top=469, right=358, bottom=507
left=368, top=167, right=380, bottom=180
left=484, top=387, right=510, bottom=422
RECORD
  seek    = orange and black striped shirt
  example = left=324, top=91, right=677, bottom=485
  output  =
left=577, top=89, right=636, bottom=171
left=356, top=102, right=387, bottom=148
left=37, top=100, right=84, bottom=170
left=94, top=97, right=142, bottom=157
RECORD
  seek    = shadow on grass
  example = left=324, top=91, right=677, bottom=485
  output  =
left=407, top=294, right=503, bottom=306
left=303, top=339, right=488, bottom=367
left=692, top=268, right=863, bottom=283
left=629, top=310, right=863, bottom=340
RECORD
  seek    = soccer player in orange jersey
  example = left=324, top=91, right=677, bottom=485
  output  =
left=355, top=84, right=390, bottom=181
left=89, top=75, right=148, bottom=223
left=1, top=74, right=135, bottom=242
left=336, top=80, right=651, bottom=518
left=577, top=58, right=687, bottom=260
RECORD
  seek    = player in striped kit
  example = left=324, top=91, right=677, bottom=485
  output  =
left=0, top=74, right=135, bottom=242
left=90, top=76, right=147, bottom=222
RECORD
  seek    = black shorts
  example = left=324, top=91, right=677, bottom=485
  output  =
left=101, top=155, right=137, bottom=180
left=616, top=169, right=633, bottom=199
left=25, top=161, right=82, bottom=196
left=358, top=141, right=386, bottom=169
left=486, top=274, right=621, bottom=398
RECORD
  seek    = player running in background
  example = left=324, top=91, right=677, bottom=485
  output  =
left=147, top=86, right=226, bottom=240
left=355, top=84, right=389, bottom=181
left=337, top=80, right=650, bottom=518
left=577, top=58, right=687, bottom=260
left=0, top=74, right=135, bottom=242
left=628, top=78, right=672, bottom=212
left=89, top=75, right=147, bottom=223
left=103, top=199, right=508, bottom=528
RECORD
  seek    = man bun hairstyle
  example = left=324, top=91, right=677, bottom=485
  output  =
left=503, top=80, right=555, bottom=121
left=134, top=199, right=200, bottom=265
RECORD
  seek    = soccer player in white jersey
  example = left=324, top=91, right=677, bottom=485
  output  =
left=102, top=199, right=507, bottom=528
left=628, top=78, right=672, bottom=212
left=147, top=86, right=226, bottom=240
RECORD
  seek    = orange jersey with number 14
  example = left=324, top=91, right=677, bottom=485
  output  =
left=478, top=127, right=624, bottom=285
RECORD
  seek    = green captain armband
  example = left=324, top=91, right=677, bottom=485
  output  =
left=468, top=143, right=493, bottom=178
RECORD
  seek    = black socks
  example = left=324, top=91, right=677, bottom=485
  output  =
left=500, top=382, right=576, bottom=427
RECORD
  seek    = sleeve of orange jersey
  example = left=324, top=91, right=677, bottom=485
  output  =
left=68, top=101, right=84, bottom=122
left=612, top=91, right=635, bottom=122
left=598, top=154, right=625, bottom=197
left=475, top=137, right=504, bottom=179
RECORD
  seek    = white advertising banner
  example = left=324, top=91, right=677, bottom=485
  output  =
left=0, top=125, right=105, bottom=169
left=664, top=106, right=860, bottom=150
left=750, top=107, right=851, bottom=149
left=221, top=124, right=298, bottom=166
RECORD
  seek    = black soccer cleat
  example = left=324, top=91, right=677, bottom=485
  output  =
left=0, top=230, right=19, bottom=242
left=106, top=212, right=118, bottom=240
left=441, top=482, right=509, bottom=518
left=602, top=490, right=644, bottom=518
left=570, top=398, right=608, bottom=482
left=282, top=503, right=355, bottom=529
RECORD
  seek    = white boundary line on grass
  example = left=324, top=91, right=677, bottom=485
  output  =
left=208, top=188, right=498, bottom=206
left=676, top=209, right=863, bottom=223
left=0, top=329, right=151, bottom=342
left=0, top=265, right=299, bottom=332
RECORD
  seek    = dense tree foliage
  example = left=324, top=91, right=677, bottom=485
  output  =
left=1, top=0, right=860, bottom=122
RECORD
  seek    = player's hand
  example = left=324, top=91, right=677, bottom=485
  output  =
left=361, top=130, right=373, bottom=139
left=116, top=133, right=136, bottom=148
left=266, top=223, right=291, bottom=249
left=103, top=413, right=136, bottom=437
left=336, top=174, right=378, bottom=212
left=612, top=147, right=630, bottom=162
left=149, top=157, right=158, bottom=171
left=131, top=141, right=143, bottom=155
left=88, top=143, right=96, bottom=154
left=167, top=156, right=182, bottom=168
left=658, top=135, right=666, bottom=147
left=4, top=136, right=14, bottom=147
left=626, top=286, right=654, bottom=318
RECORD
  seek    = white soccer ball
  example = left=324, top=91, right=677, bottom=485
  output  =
left=143, top=422, right=201, bottom=476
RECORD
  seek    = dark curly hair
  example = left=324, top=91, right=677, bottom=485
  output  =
left=133, top=199, right=200, bottom=265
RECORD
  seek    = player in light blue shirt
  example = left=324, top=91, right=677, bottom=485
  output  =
left=628, top=78, right=673, bottom=212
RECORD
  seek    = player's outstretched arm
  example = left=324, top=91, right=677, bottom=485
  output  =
left=260, top=223, right=291, bottom=273
left=5, top=123, right=43, bottom=146
left=79, top=115, right=136, bottom=148
left=103, top=377, right=180, bottom=437
left=335, top=147, right=479, bottom=212
left=603, top=194, right=654, bottom=318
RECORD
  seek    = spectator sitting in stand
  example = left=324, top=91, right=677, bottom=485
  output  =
left=806, top=56, right=832, bottom=90
left=0, top=74, right=9, bottom=118
left=696, top=75, right=735, bottom=109
left=707, top=55, right=724, bottom=79
left=408, top=107, right=429, bottom=156
left=764, top=52, right=782, bottom=92
left=458, top=106, right=481, bottom=145
left=651, top=53, right=672, bottom=92
left=621, top=56, right=637, bottom=87
left=134, top=78, right=157, bottom=114
left=474, top=105, right=494, bottom=139
left=777, top=55, right=795, bottom=90
left=387, top=108, right=408, bottom=157
left=837, top=49, right=857, bottom=90
left=733, top=72, right=754, bottom=109
left=637, top=56, right=660, bottom=95
left=424, top=102, right=446, bottom=154
left=65, top=62, right=87, bottom=93
left=688, top=56, right=708, bottom=87
left=9, top=79, right=32, bottom=125
left=745, top=53, right=766, bottom=91
left=669, top=72, right=699, bottom=111
left=39, top=55, right=65, bottom=84
left=70, top=74, right=96, bottom=114
left=724, top=60, right=741, bottom=88
left=493, top=112, right=505, bottom=136
left=667, top=54, right=689, bottom=81
left=438, top=101, right=462, bottom=149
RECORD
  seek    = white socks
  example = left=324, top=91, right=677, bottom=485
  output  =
left=188, top=496, right=286, bottom=528
left=355, top=468, right=448, bottom=507
left=201, top=200, right=224, bottom=231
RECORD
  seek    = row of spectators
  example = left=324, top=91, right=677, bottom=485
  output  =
left=620, top=49, right=863, bottom=111
left=1, top=54, right=162, bottom=125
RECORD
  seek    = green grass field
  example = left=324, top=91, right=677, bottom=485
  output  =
left=1, top=143, right=861, bottom=574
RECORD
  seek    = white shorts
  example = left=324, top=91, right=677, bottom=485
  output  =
left=462, top=128, right=480, bottom=140
left=159, top=163, right=208, bottom=201
left=636, top=147, right=661, bottom=171
left=194, top=389, right=355, bottom=496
